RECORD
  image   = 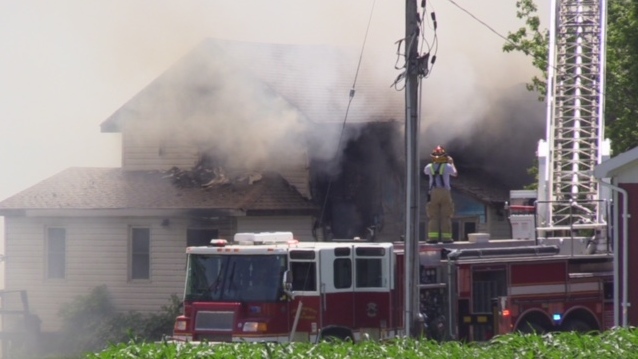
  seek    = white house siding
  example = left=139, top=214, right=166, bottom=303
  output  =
left=278, top=168, right=310, bottom=200
left=236, top=216, right=315, bottom=241
left=4, top=216, right=189, bottom=332
left=486, top=207, right=511, bottom=239
left=275, top=150, right=310, bottom=199
left=121, top=131, right=199, bottom=171
left=616, top=165, right=638, bottom=184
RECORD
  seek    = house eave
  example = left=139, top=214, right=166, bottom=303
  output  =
left=244, top=209, right=319, bottom=216
left=0, top=208, right=246, bottom=218
left=594, top=146, right=638, bottom=178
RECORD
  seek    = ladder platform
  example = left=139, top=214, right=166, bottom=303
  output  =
left=537, top=223, right=607, bottom=232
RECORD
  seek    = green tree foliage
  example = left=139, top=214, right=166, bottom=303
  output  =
left=503, top=0, right=638, bottom=155
left=502, top=0, right=550, bottom=101
left=605, top=0, right=638, bottom=153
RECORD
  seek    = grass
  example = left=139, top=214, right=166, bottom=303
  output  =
left=79, top=327, right=638, bottom=359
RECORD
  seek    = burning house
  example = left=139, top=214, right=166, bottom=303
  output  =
left=0, top=38, right=541, bottom=336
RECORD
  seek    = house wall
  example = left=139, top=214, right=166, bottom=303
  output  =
left=236, top=216, right=315, bottom=241
left=620, top=182, right=638, bottom=326
left=486, top=206, right=511, bottom=239
left=274, top=159, right=311, bottom=199
left=121, top=131, right=199, bottom=171
left=4, top=216, right=192, bottom=332
left=616, top=165, right=638, bottom=184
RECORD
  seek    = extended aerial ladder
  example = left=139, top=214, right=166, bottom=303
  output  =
left=536, top=0, right=610, bottom=251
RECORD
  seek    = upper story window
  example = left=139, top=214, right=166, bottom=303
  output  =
left=131, top=228, right=150, bottom=280
left=47, top=228, right=66, bottom=279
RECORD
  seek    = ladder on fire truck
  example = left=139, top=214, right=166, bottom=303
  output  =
left=535, top=0, right=611, bottom=253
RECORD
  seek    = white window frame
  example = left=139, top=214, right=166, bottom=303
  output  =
left=46, top=227, right=66, bottom=280
left=130, top=227, right=151, bottom=281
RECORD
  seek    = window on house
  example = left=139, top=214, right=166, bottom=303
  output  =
left=131, top=228, right=150, bottom=280
left=452, top=217, right=478, bottom=242
left=47, top=228, right=66, bottom=279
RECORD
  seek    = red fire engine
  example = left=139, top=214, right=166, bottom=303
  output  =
left=172, top=231, right=613, bottom=342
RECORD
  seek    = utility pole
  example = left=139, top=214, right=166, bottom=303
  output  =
left=404, top=0, right=421, bottom=338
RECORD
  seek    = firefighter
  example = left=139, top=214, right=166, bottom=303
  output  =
left=423, top=145, right=458, bottom=243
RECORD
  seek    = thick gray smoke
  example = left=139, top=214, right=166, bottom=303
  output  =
left=113, top=0, right=546, bottom=186
left=421, top=84, right=545, bottom=188
left=121, top=38, right=404, bottom=174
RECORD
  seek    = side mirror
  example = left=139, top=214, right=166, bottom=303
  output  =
left=282, top=270, right=294, bottom=299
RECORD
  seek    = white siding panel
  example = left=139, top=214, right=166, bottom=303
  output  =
left=122, top=131, right=199, bottom=171
left=123, top=146, right=199, bottom=171
left=277, top=150, right=311, bottom=199
left=279, top=167, right=311, bottom=199
left=4, top=216, right=191, bottom=332
left=236, top=216, right=314, bottom=241
left=618, top=165, right=638, bottom=184
left=486, top=206, right=512, bottom=239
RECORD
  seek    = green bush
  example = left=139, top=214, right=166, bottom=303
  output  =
left=50, top=285, right=181, bottom=358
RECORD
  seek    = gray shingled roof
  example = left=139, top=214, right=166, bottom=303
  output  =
left=101, top=38, right=403, bottom=132
left=0, top=167, right=318, bottom=215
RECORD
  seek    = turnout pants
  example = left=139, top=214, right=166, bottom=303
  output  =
left=426, top=187, right=454, bottom=242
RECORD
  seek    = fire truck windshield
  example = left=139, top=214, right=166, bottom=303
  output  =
left=185, top=254, right=287, bottom=302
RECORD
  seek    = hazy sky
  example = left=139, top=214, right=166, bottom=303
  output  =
left=0, top=0, right=549, bottom=202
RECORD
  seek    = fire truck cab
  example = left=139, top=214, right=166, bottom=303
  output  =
left=172, top=232, right=402, bottom=343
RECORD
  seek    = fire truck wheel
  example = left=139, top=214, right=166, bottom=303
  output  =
left=319, top=327, right=354, bottom=343
left=517, top=321, right=546, bottom=335
left=561, top=319, right=592, bottom=333
left=428, top=315, right=447, bottom=342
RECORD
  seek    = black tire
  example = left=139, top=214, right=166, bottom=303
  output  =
left=517, top=321, right=546, bottom=335
left=428, top=315, right=447, bottom=342
left=562, top=319, right=592, bottom=333
left=321, top=334, right=353, bottom=343
left=319, top=328, right=354, bottom=344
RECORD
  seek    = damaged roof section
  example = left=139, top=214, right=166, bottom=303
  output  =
left=0, top=167, right=318, bottom=216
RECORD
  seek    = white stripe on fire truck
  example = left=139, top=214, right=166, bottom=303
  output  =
left=509, top=282, right=599, bottom=296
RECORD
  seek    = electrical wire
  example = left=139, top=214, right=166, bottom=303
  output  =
left=421, top=2, right=438, bottom=79
left=317, top=0, right=377, bottom=237
left=392, top=0, right=439, bottom=89
left=444, top=0, right=594, bottom=94
left=446, top=0, right=513, bottom=44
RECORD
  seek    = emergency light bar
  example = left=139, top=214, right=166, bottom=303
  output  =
left=233, top=232, right=295, bottom=245
left=209, top=239, right=228, bottom=247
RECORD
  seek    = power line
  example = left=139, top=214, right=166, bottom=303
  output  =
left=444, top=0, right=598, bottom=95
left=317, top=0, right=377, bottom=236
left=446, top=0, right=514, bottom=45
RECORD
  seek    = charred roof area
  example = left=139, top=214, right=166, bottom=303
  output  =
left=164, top=153, right=264, bottom=189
